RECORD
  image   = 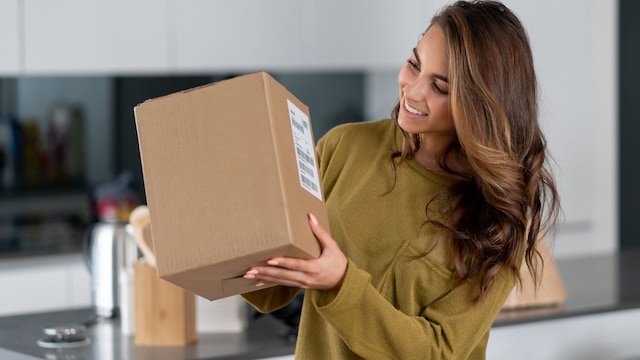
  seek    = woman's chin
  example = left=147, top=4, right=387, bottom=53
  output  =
left=397, top=116, right=424, bottom=134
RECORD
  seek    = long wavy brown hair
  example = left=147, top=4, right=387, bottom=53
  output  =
left=392, top=0, right=560, bottom=302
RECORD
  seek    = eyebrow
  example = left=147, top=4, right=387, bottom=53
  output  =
left=412, top=47, right=449, bottom=83
left=412, top=48, right=422, bottom=67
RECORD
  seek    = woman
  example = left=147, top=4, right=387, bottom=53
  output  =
left=243, top=1, right=560, bottom=358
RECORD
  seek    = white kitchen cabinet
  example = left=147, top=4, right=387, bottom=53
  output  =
left=174, top=0, right=305, bottom=72
left=16, top=0, right=436, bottom=74
left=22, top=0, right=173, bottom=74
left=0, top=0, right=20, bottom=74
left=0, top=254, right=91, bottom=316
left=174, top=0, right=431, bottom=72
left=305, top=0, right=430, bottom=70
left=0, top=253, right=249, bottom=332
left=487, top=308, right=640, bottom=360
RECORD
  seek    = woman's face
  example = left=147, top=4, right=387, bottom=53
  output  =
left=397, top=25, right=454, bottom=141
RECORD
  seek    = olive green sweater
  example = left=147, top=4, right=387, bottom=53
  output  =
left=243, top=119, right=515, bottom=359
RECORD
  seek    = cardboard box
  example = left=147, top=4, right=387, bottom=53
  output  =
left=134, top=72, right=327, bottom=300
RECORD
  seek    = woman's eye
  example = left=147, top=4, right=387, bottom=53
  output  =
left=407, top=59, right=419, bottom=72
left=433, top=82, right=449, bottom=95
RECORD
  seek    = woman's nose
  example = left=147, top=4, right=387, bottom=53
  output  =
left=404, top=76, right=429, bottom=101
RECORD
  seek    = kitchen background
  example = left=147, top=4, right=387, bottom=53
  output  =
left=0, top=72, right=367, bottom=260
left=0, top=0, right=633, bottom=345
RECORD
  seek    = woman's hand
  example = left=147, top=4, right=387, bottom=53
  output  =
left=243, top=213, right=348, bottom=292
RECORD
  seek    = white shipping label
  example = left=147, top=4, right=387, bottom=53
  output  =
left=287, top=99, right=323, bottom=201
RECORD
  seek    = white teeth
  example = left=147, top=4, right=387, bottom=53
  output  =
left=405, top=100, right=426, bottom=116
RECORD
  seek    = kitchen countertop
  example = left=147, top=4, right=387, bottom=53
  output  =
left=0, top=248, right=639, bottom=360
left=0, top=309, right=295, bottom=360
left=494, top=247, right=640, bottom=326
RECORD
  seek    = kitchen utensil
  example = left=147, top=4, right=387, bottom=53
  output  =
left=134, top=262, right=197, bottom=346
left=129, top=206, right=197, bottom=345
left=85, top=221, right=136, bottom=318
left=128, top=205, right=155, bottom=267
left=37, top=318, right=96, bottom=349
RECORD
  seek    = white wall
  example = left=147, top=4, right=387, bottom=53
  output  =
left=364, top=0, right=618, bottom=259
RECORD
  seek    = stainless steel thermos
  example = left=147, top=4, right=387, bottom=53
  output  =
left=85, top=221, right=137, bottom=318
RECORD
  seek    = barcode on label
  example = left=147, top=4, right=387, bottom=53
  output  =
left=298, top=160, right=315, bottom=177
left=301, top=174, right=319, bottom=193
left=290, top=113, right=307, bottom=133
left=296, top=147, right=315, bottom=167
left=287, top=99, right=323, bottom=201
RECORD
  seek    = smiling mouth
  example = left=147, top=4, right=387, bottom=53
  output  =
left=404, top=99, right=427, bottom=116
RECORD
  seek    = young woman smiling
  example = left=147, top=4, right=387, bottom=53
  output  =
left=243, top=1, right=560, bottom=358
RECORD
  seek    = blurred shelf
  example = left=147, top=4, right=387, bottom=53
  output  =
left=0, top=186, right=91, bottom=216
left=0, top=186, right=90, bottom=260
left=0, top=184, right=90, bottom=199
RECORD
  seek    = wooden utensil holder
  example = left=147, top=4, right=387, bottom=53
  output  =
left=134, top=262, right=197, bottom=346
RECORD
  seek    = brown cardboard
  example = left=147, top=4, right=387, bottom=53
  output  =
left=502, top=239, right=567, bottom=309
left=134, top=72, right=327, bottom=300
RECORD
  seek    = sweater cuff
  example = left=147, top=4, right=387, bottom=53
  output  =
left=312, top=258, right=370, bottom=311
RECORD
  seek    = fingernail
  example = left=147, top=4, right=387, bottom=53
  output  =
left=308, top=213, right=319, bottom=225
left=256, top=282, right=265, bottom=287
left=244, top=274, right=255, bottom=279
left=267, top=259, right=278, bottom=266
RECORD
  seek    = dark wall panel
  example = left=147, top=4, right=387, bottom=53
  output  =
left=619, top=0, right=640, bottom=249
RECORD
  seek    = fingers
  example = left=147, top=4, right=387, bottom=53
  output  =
left=243, top=250, right=346, bottom=292
left=308, top=213, right=335, bottom=251
left=241, top=213, right=347, bottom=292
left=244, top=261, right=314, bottom=289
